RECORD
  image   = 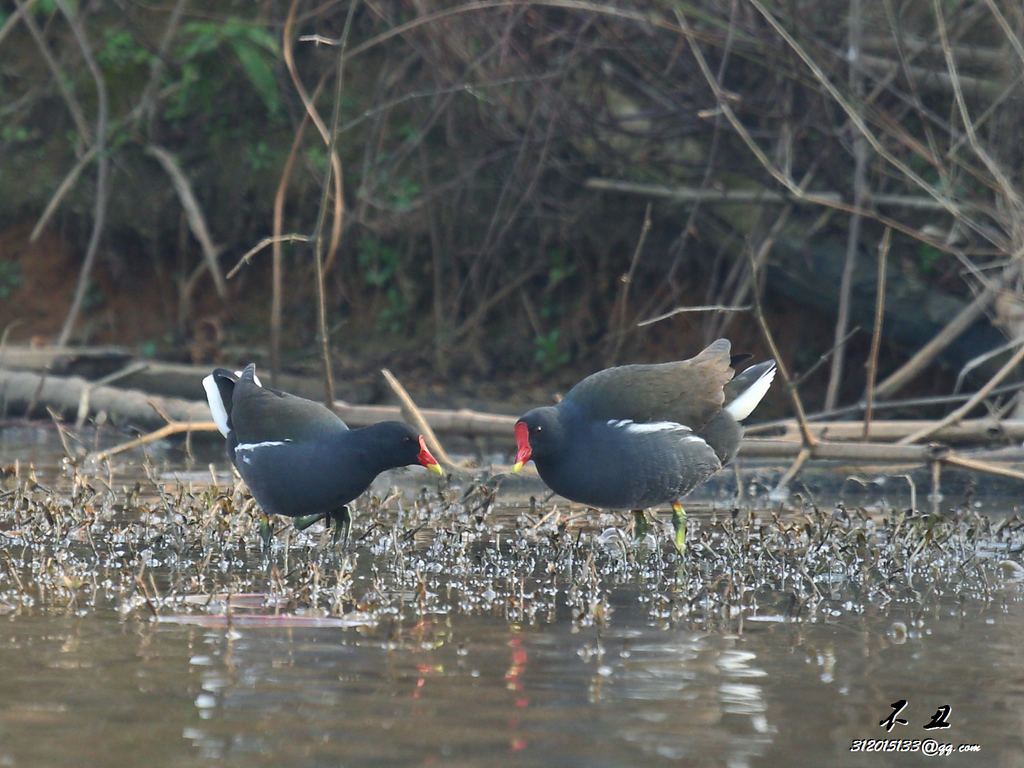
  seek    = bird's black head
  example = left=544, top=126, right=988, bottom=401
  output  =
left=512, top=406, right=564, bottom=470
left=363, top=421, right=443, bottom=474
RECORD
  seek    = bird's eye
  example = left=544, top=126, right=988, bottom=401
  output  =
left=403, top=436, right=412, bottom=444
left=534, top=425, right=543, bottom=434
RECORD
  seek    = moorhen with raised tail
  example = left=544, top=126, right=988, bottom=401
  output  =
left=203, top=364, right=442, bottom=548
left=512, top=339, right=775, bottom=548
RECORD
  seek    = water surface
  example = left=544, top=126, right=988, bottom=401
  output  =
left=0, top=424, right=1018, bottom=767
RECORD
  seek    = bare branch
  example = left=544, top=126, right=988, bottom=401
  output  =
left=226, top=235, right=313, bottom=280
left=144, top=145, right=227, bottom=300
left=30, top=144, right=97, bottom=241
left=56, top=0, right=108, bottom=347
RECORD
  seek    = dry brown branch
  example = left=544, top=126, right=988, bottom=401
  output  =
left=933, top=0, right=1021, bottom=211
left=136, top=0, right=187, bottom=128
left=56, top=0, right=108, bottom=347
left=144, top=145, right=227, bottom=300
left=874, top=256, right=1024, bottom=398
left=225, top=235, right=313, bottom=280
left=30, top=145, right=97, bottom=242
left=607, top=202, right=651, bottom=365
left=941, top=454, right=1024, bottom=483
left=772, top=446, right=811, bottom=497
left=283, top=0, right=343, bottom=274
left=863, top=228, right=891, bottom=440
left=583, top=179, right=954, bottom=210
left=88, top=421, right=219, bottom=464
left=767, top=418, right=1024, bottom=445
left=380, top=368, right=458, bottom=469
left=743, top=0, right=1000, bottom=247
left=825, top=0, right=868, bottom=413
left=859, top=53, right=1011, bottom=100
left=339, top=1, right=662, bottom=64
left=0, top=0, right=40, bottom=48
left=897, top=342, right=1024, bottom=446
left=270, top=105, right=316, bottom=385
left=637, top=304, right=751, bottom=328
left=14, top=0, right=92, bottom=143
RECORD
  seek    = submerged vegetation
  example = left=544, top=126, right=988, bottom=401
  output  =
left=0, top=458, right=1019, bottom=634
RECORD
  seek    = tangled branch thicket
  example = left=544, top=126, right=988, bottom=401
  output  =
left=1, top=1, right=1023, bottom=403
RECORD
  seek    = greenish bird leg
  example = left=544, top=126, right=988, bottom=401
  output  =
left=258, top=512, right=274, bottom=551
left=671, top=501, right=687, bottom=554
left=632, top=509, right=651, bottom=541
left=293, top=512, right=328, bottom=531
left=330, top=505, right=351, bottom=551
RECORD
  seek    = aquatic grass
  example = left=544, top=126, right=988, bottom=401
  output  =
left=0, top=459, right=1019, bottom=638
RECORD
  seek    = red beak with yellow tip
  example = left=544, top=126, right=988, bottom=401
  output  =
left=512, top=421, right=531, bottom=473
left=417, top=435, right=444, bottom=475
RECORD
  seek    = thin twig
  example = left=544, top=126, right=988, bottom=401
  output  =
left=88, top=421, right=219, bottom=463
left=897, top=342, right=1024, bottom=446
left=14, top=0, right=92, bottom=143
left=637, top=304, right=752, bottom=327
left=771, top=446, right=811, bottom=499
left=874, top=254, right=1024, bottom=398
left=825, top=0, right=868, bottom=412
left=942, top=453, right=1024, bottom=483
left=30, top=145, right=97, bottom=241
left=863, top=228, right=891, bottom=440
left=380, top=368, right=457, bottom=469
left=744, top=0, right=987, bottom=242
left=308, top=0, right=358, bottom=408
left=746, top=252, right=816, bottom=447
left=0, top=0, right=40, bottom=48
left=56, top=0, right=108, bottom=346
left=144, top=145, right=227, bottom=300
left=136, top=0, right=188, bottom=129
left=608, top=203, right=651, bottom=365
left=933, top=0, right=1021, bottom=211
left=225, top=234, right=313, bottom=280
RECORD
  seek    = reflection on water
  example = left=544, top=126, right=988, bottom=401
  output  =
left=1, top=601, right=1020, bottom=767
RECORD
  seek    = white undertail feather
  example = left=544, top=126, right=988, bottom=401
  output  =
left=203, top=368, right=263, bottom=438
left=725, top=363, right=777, bottom=421
left=202, top=374, right=231, bottom=437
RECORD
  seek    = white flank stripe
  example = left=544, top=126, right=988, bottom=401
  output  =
left=608, top=419, right=691, bottom=435
left=726, top=365, right=777, bottom=421
left=202, top=374, right=231, bottom=438
left=235, top=440, right=291, bottom=452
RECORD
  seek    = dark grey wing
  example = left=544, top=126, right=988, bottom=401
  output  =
left=564, top=339, right=734, bottom=431
left=230, top=374, right=349, bottom=446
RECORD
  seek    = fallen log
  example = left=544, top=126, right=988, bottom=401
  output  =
left=0, top=368, right=208, bottom=430
left=0, top=366, right=518, bottom=437
left=0, top=345, right=132, bottom=378
left=750, top=418, right=1024, bottom=445
left=738, top=439, right=948, bottom=462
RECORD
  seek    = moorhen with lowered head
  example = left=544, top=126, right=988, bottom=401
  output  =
left=512, top=339, right=775, bottom=548
left=203, top=364, right=442, bottom=548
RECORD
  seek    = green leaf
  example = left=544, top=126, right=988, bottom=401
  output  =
left=230, top=37, right=280, bottom=115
